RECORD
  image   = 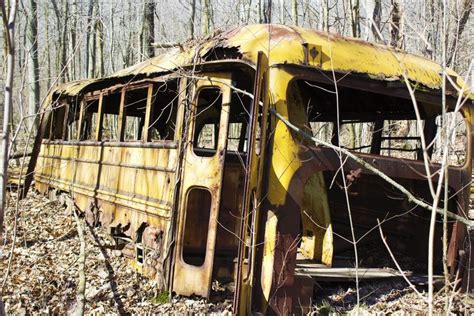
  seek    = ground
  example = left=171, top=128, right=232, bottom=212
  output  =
left=0, top=190, right=472, bottom=315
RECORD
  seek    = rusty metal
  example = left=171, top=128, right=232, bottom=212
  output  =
left=22, top=23, right=474, bottom=315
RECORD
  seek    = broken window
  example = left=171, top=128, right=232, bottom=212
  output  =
left=292, top=79, right=467, bottom=166
left=182, top=187, right=212, bottom=266
left=339, top=121, right=374, bottom=153
left=45, top=100, right=66, bottom=140
left=379, top=119, right=422, bottom=160
left=147, top=80, right=179, bottom=142
left=431, top=112, right=467, bottom=166
left=193, top=88, right=222, bottom=156
left=226, top=86, right=251, bottom=153
left=80, top=98, right=99, bottom=141
left=123, top=87, right=147, bottom=142
left=100, top=91, right=121, bottom=142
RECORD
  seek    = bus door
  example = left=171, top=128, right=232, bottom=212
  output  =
left=234, top=51, right=269, bottom=314
left=172, top=73, right=232, bottom=298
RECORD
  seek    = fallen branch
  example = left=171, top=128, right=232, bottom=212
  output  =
left=72, top=209, right=86, bottom=316
left=269, top=107, right=474, bottom=227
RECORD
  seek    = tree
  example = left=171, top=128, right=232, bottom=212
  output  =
left=201, top=0, right=210, bottom=35
left=26, top=0, right=39, bottom=127
left=0, top=0, right=17, bottom=236
left=189, top=0, right=197, bottom=38
left=292, top=0, right=297, bottom=25
left=51, top=0, right=69, bottom=82
left=349, top=0, right=360, bottom=37
left=141, top=0, right=155, bottom=59
left=390, top=0, right=403, bottom=48
left=447, top=0, right=472, bottom=66
left=85, top=0, right=95, bottom=78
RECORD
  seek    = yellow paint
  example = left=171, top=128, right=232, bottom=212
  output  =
left=301, top=174, right=333, bottom=266
left=50, top=24, right=472, bottom=101
left=260, top=210, right=277, bottom=310
left=36, top=23, right=474, bottom=315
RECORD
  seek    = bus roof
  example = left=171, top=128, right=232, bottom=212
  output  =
left=54, top=24, right=472, bottom=100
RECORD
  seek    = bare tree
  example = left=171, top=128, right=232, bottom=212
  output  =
left=369, top=0, right=382, bottom=42
left=349, top=0, right=361, bottom=37
left=141, top=0, right=155, bottom=59
left=85, top=0, right=95, bottom=78
left=447, top=0, right=472, bottom=66
left=201, top=0, right=210, bottom=35
left=51, top=0, right=69, bottom=82
left=292, top=0, right=297, bottom=25
left=390, top=0, right=403, bottom=48
left=26, top=0, right=39, bottom=127
left=0, top=0, right=18, bottom=234
left=189, top=0, right=197, bottom=39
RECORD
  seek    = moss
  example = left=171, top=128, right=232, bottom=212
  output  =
left=150, top=291, right=170, bottom=304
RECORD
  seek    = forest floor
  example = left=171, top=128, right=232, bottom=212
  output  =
left=0, top=190, right=472, bottom=315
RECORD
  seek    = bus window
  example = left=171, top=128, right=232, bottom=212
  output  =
left=431, top=112, right=467, bottom=166
left=100, top=91, right=121, bottom=142
left=147, top=80, right=179, bottom=142
left=80, top=98, right=99, bottom=141
left=380, top=119, right=422, bottom=160
left=193, top=88, right=222, bottom=156
left=123, top=87, right=147, bottom=142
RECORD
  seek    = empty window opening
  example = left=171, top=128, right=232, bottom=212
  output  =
left=227, top=123, right=243, bottom=151
left=380, top=119, right=422, bottom=160
left=292, top=79, right=467, bottom=166
left=226, top=87, right=251, bottom=153
left=123, top=87, right=147, bottom=141
left=431, top=112, right=467, bottom=166
left=100, top=91, right=121, bottom=141
left=182, top=188, right=212, bottom=266
left=47, top=100, right=66, bottom=140
left=147, top=80, right=179, bottom=141
left=80, top=98, right=99, bottom=140
left=193, top=88, right=222, bottom=156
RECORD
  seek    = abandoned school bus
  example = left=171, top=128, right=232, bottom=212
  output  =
left=25, top=24, right=474, bottom=314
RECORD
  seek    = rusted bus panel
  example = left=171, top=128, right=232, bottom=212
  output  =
left=35, top=143, right=178, bottom=218
left=255, top=65, right=473, bottom=314
left=25, top=24, right=474, bottom=316
left=172, top=74, right=233, bottom=298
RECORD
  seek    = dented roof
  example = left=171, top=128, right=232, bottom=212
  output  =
left=54, top=24, right=472, bottom=99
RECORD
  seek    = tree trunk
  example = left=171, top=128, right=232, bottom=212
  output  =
left=349, top=0, right=360, bottom=37
left=371, top=0, right=382, bottom=41
left=447, top=0, right=472, bottom=66
left=189, top=0, right=196, bottom=38
left=0, top=0, right=18, bottom=236
left=321, top=0, right=329, bottom=32
left=61, top=0, right=69, bottom=81
left=263, top=0, right=272, bottom=23
left=51, top=0, right=68, bottom=82
left=95, top=9, right=104, bottom=77
left=69, top=0, right=77, bottom=80
left=390, top=0, right=403, bottom=48
left=292, top=0, right=297, bottom=25
left=26, top=0, right=40, bottom=128
left=201, top=0, right=210, bottom=35
left=85, top=0, right=94, bottom=78
left=141, top=0, right=155, bottom=59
